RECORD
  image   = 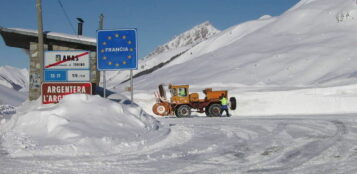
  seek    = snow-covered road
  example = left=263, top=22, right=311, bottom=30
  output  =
left=1, top=114, right=357, bottom=174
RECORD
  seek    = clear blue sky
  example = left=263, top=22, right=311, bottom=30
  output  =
left=0, top=0, right=299, bottom=69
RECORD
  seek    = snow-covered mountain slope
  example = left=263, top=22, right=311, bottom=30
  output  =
left=0, top=84, right=26, bottom=106
left=0, top=66, right=28, bottom=91
left=147, top=21, right=220, bottom=57
left=106, top=21, right=220, bottom=88
left=0, top=66, right=28, bottom=106
left=125, top=0, right=357, bottom=90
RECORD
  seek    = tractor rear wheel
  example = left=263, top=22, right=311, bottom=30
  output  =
left=175, top=105, right=191, bottom=118
left=153, top=102, right=170, bottom=116
left=230, top=97, right=237, bottom=110
left=207, top=103, right=221, bottom=117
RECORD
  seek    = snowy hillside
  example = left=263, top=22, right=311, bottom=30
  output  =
left=0, top=66, right=27, bottom=106
left=105, top=21, right=220, bottom=88
left=146, top=21, right=220, bottom=57
left=0, top=84, right=26, bottom=106
left=0, top=66, right=28, bottom=91
left=124, top=0, right=357, bottom=90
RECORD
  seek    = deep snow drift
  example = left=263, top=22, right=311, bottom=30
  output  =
left=0, top=94, right=166, bottom=157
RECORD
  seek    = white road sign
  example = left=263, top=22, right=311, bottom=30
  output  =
left=44, top=51, right=90, bottom=69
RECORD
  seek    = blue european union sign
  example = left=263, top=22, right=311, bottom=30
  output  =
left=97, top=29, right=138, bottom=70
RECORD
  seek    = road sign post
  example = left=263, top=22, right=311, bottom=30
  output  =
left=43, top=51, right=91, bottom=82
left=42, top=82, right=92, bottom=104
left=97, top=29, right=138, bottom=103
left=42, top=51, right=92, bottom=104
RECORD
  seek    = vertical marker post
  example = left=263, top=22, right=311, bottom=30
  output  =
left=98, top=13, right=106, bottom=98
left=130, top=69, right=133, bottom=103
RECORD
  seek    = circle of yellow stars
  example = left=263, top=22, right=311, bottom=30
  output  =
left=101, top=33, right=135, bottom=67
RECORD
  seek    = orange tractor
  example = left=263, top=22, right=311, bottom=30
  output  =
left=152, top=84, right=236, bottom=117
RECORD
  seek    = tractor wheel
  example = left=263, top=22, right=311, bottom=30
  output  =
left=230, top=97, right=237, bottom=110
left=207, top=103, right=221, bottom=117
left=175, top=105, right=191, bottom=118
left=153, top=102, right=170, bottom=116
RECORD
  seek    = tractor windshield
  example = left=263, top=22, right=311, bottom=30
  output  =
left=170, top=88, right=177, bottom=96
left=178, top=88, right=187, bottom=97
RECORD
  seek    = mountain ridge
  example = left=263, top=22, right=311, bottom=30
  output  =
left=124, top=0, right=357, bottom=90
left=0, top=65, right=28, bottom=92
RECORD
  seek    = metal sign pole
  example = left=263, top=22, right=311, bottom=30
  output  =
left=103, top=71, right=106, bottom=98
left=98, top=14, right=106, bottom=98
left=130, top=69, right=133, bottom=103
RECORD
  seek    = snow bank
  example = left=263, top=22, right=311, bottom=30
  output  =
left=234, top=85, right=357, bottom=116
left=132, top=84, right=357, bottom=117
left=0, top=94, right=163, bottom=157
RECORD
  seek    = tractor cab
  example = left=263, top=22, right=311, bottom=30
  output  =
left=169, top=84, right=190, bottom=104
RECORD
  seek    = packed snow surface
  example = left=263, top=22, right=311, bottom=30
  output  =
left=1, top=114, right=357, bottom=174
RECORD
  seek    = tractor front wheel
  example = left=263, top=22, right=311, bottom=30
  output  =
left=175, top=105, right=191, bottom=118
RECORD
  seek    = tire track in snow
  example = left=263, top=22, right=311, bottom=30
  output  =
left=1, top=116, right=355, bottom=174
left=0, top=136, right=9, bottom=157
left=184, top=119, right=349, bottom=174
left=247, top=120, right=348, bottom=173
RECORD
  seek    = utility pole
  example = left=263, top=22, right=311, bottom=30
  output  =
left=99, top=13, right=106, bottom=98
left=36, top=0, right=44, bottom=86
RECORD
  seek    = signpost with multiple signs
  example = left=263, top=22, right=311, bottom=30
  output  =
left=40, top=29, right=138, bottom=104
left=42, top=51, right=92, bottom=104
left=44, top=51, right=91, bottom=82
